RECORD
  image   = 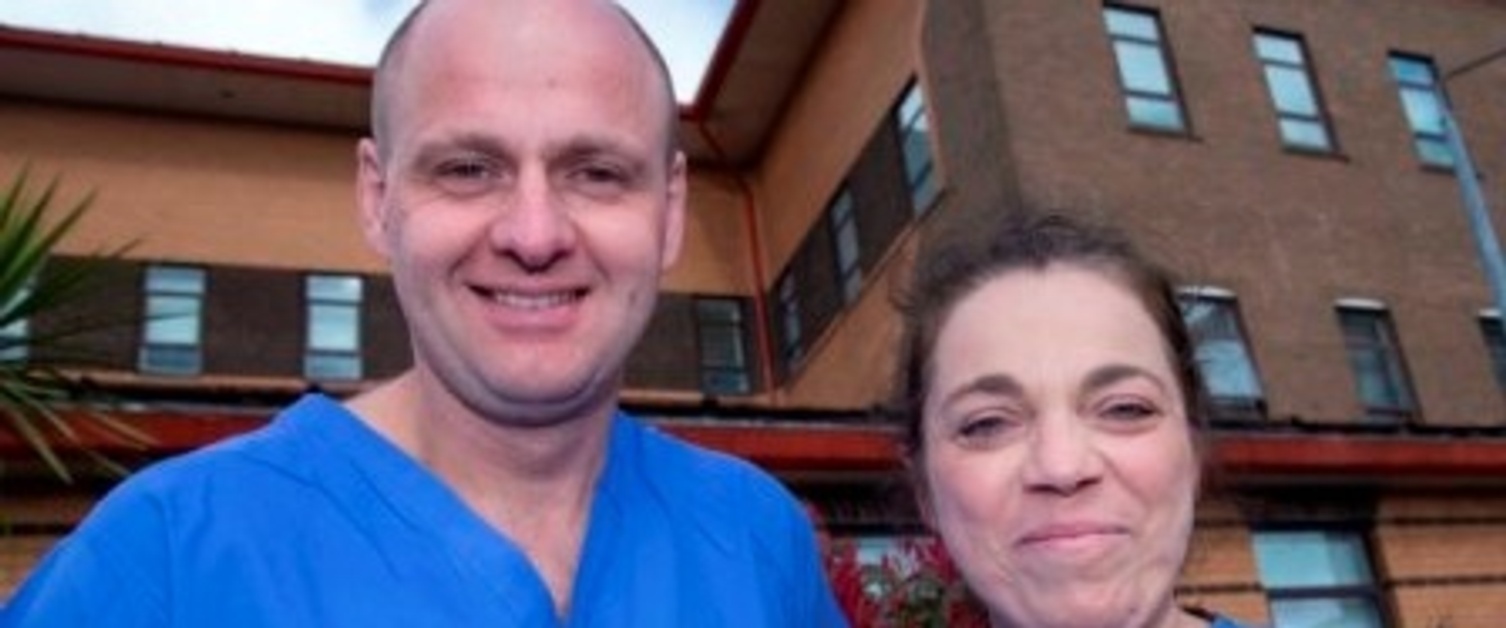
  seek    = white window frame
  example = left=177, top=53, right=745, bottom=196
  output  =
left=304, top=273, right=364, bottom=381
left=139, top=264, right=206, bottom=376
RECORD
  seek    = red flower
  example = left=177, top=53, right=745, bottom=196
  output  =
left=823, top=536, right=988, bottom=628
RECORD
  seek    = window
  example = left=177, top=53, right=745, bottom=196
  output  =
left=0, top=278, right=32, bottom=363
left=1180, top=289, right=1264, bottom=416
left=1254, top=30, right=1333, bottom=152
left=777, top=273, right=803, bottom=367
left=1103, top=5, right=1186, bottom=132
left=895, top=81, right=939, bottom=214
left=1389, top=54, right=1453, bottom=168
left=1480, top=312, right=1506, bottom=392
left=1252, top=529, right=1387, bottom=628
left=695, top=298, right=751, bottom=395
left=139, top=265, right=206, bottom=375
left=1337, top=303, right=1414, bottom=421
left=305, top=274, right=363, bottom=381
left=828, top=188, right=862, bottom=304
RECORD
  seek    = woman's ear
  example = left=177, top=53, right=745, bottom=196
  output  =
left=907, top=455, right=937, bottom=530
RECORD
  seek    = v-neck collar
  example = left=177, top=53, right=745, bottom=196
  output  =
left=286, top=394, right=633, bottom=626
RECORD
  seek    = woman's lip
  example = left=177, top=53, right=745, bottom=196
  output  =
left=1017, top=522, right=1128, bottom=545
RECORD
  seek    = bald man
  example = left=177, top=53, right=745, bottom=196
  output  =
left=1, top=1, right=846, bottom=626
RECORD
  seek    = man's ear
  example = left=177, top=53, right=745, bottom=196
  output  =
left=355, top=138, right=392, bottom=259
left=659, top=151, right=687, bottom=271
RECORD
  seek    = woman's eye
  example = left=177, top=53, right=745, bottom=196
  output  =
left=955, top=414, right=1014, bottom=445
left=1100, top=400, right=1157, bottom=422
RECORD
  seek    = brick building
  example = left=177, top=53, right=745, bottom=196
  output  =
left=4, top=1, right=1506, bottom=625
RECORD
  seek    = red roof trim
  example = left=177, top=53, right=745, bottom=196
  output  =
left=0, top=26, right=372, bottom=85
left=1214, top=433, right=1506, bottom=477
left=7, top=410, right=1506, bottom=478
left=682, top=0, right=759, bottom=120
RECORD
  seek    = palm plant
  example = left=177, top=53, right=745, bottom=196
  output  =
left=0, top=167, right=149, bottom=483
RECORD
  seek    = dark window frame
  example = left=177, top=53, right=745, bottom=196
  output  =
left=694, top=296, right=752, bottom=396
left=827, top=186, right=862, bottom=304
left=1253, top=28, right=1337, bottom=154
left=1479, top=313, right=1506, bottom=393
left=1388, top=52, right=1454, bottom=169
left=1337, top=304, right=1417, bottom=422
left=776, top=271, right=803, bottom=368
left=894, top=80, right=939, bottom=214
left=1103, top=3, right=1191, bottom=134
left=0, top=275, right=34, bottom=364
left=1251, top=525, right=1392, bottom=628
left=1180, top=289, right=1266, bottom=421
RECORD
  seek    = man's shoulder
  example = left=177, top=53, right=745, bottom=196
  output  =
left=613, top=413, right=817, bottom=559
left=620, top=415, right=795, bottom=508
left=89, top=394, right=344, bottom=520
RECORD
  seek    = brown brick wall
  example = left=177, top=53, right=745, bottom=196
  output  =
left=664, top=171, right=757, bottom=296
left=1392, top=583, right=1506, bottom=628
left=950, top=0, right=1506, bottom=427
left=203, top=266, right=303, bottom=377
left=782, top=238, right=913, bottom=408
left=0, top=99, right=379, bottom=273
left=1376, top=493, right=1506, bottom=626
left=755, top=0, right=920, bottom=277
left=0, top=490, right=96, bottom=600
left=1, top=535, right=62, bottom=600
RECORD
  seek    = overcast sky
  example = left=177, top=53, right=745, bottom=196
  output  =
left=0, top=0, right=734, bottom=103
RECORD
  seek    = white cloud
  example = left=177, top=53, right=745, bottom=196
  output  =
left=0, top=0, right=732, bottom=102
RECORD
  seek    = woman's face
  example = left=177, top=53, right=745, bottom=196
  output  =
left=920, top=265, right=1198, bottom=628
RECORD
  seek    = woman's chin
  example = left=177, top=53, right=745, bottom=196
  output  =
left=986, top=589, right=1163, bottom=628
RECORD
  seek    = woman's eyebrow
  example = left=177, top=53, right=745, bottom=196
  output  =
left=1082, top=363, right=1167, bottom=395
left=938, top=372, right=1024, bottom=412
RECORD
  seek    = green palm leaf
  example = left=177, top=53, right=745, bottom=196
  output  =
left=0, top=167, right=150, bottom=483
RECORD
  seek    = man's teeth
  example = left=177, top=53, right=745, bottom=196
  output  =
left=490, top=290, right=579, bottom=309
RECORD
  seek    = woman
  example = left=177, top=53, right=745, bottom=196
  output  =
left=889, top=214, right=1249, bottom=628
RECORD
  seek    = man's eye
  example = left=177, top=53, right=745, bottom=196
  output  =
left=577, top=165, right=624, bottom=184
left=569, top=164, right=631, bottom=193
left=565, top=159, right=637, bottom=200
left=431, top=159, right=497, bottom=196
left=437, top=160, right=492, bottom=180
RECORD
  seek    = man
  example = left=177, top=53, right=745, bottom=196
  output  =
left=0, top=1, right=847, bottom=625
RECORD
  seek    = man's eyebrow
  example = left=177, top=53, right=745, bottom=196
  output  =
left=406, top=132, right=510, bottom=164
left=552, top=135, right=647, bottom=160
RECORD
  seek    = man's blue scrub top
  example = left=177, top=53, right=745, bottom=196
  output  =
left=1, top=394, right=848, bottom=627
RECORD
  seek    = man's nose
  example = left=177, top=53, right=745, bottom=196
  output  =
left=490, top=168, right=578, bottom=271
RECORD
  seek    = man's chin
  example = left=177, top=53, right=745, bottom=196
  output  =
left=467, top=376, right=615, bottom=428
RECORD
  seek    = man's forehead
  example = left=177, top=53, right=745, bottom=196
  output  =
left=372, top=0, right=677, bottom=158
